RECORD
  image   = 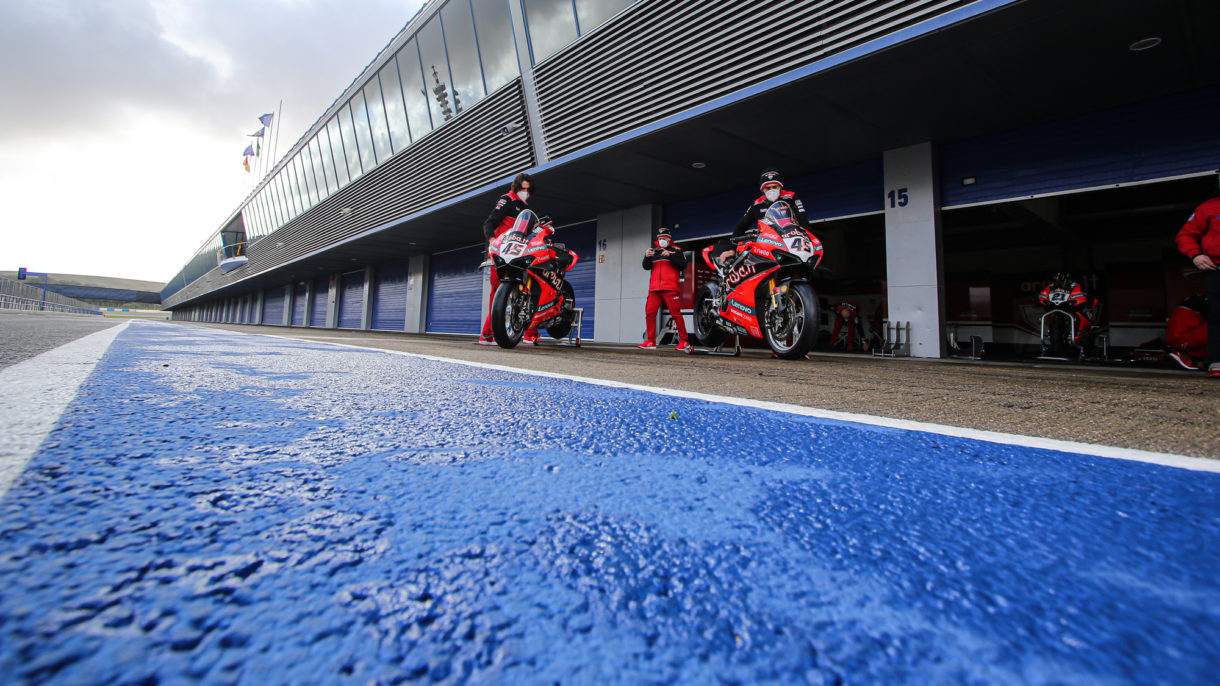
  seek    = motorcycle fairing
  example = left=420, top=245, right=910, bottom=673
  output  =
left=721, top=266, right=778, bottom=337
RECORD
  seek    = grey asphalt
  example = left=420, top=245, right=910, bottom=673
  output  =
left=191, top=322, right=1220, bottom=459
left=0, top=312, right=122, bottom=370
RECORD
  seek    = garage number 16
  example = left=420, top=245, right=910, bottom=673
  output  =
left=887, top=187, right=909, bottom=208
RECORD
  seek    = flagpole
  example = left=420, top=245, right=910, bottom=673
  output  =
left=270, top=99, right=283, bottom=177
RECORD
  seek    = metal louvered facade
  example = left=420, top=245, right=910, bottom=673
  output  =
left=163, top=80, right=533, bottom=309
left=532, top=0, right=976, bottom=159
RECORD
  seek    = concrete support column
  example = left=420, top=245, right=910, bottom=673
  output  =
left=883, top=141, right=945, bottom=358
left=325, top=274, right=339, bottom=329
left=360, top=266, right=374, bottom=330
left=405, top=255, right=429, bottom=333
left=254, top=291, right=264, bottom=324
left=505, top=0, right=549, bottom=163
left=594, top=204, right=659, bottom=343
left=280, top=287, right=291, bottom=327
left=480, top=256, right=492, bottom=334
left=303, top=281, right=314, bottom=328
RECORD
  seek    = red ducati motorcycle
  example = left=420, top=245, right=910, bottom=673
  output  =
left=486, top=210, right=579, bottom=348
left=694, top=202, right=824, bottom=359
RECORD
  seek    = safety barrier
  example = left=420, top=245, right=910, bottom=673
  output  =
left=0, top=277, right=101, bottom=315
left=0, top=293, right=100, bottom=315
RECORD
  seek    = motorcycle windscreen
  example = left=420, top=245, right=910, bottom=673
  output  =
left=762, top=201, right=796, bottom=230
left=498, top=210, right=540, bottom=261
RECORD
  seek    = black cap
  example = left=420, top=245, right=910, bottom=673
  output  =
left=759, top=168, right=783, bottom=189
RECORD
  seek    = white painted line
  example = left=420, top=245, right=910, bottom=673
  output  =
left=237, top=328, right=1220, bottom=473
left=0, top=321, right=128, bottom=497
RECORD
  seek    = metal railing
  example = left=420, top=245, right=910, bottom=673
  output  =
left=0, top=276, right=102, bottom=315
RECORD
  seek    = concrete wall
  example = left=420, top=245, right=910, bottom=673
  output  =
left=884, top=142, right=945, bottom=358
left=594, top=204, right=658, bottom=343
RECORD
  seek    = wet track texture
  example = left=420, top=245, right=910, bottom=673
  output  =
left=0, top=322, right=1216, bottom=684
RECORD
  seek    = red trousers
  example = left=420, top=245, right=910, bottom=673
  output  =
left=482, top=267, right=538, bottom=339
left=645, top=290, right=688, bottom=344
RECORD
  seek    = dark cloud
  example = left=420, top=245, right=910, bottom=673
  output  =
left=0, top=0, right=419, bottom=146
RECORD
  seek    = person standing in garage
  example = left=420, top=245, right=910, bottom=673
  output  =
left=638, top=228, right=691, bottom=352
left=1175, top=184, right=1220, bottom=378
left=480, top=173, right=539, bottom=345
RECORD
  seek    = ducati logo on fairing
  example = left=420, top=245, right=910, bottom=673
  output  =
left=541, top=269, right=564, bottom=291
left=725, top=262, right=757, bottom=288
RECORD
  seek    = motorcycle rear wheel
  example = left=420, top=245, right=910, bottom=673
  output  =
left=546, top=282, right=576, bottom=339
left=491, top=283, right=531, bottom=348
left=764, top=282, right=818, bottom=360
left=694, top=284, right=727, bottom=348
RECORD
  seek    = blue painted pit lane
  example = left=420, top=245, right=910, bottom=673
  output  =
left=0, top=322, right=1217, bottom=685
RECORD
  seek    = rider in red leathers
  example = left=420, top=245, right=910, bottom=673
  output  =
left=1038, top=274, right=1098, bottom=344
left=718, top=169, right=812, bottom=264
left=480, top=173, right=538, bottom=345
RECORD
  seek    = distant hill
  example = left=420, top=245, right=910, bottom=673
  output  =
left=0, top=271, right=165, bottom=310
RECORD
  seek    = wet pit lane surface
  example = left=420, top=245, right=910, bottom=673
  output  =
left=0, top=322, right=1216, bottom=684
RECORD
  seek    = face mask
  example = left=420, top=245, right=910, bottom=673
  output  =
left=764, top=189, right=781, bottom=202
left=657, top=239, right=670, bottom=248
left=517, top=190, right=529, bottom=202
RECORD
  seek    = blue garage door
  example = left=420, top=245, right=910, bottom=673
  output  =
left=426, top=245, right=484, bottom=334
left=372, top=262, right=410, bottom=331
left=290, top=283, right=308, bottom=326
left=310, top=276, right=330, bottom=327
left=941, top=86, right=1220, bottom=207
left=559, top=221, right=596, bottom=340
left=247, top=296, right=257, bottom=324
left=665, top=159, right=884, bottom=241
left=338, top=270, right=365, bottom=329
left=261, top=286, right=286, bottom=326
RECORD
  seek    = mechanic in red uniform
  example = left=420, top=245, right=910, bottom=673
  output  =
left=718, top=169, right=813, bottom=264
left=1175, top=188, right=1220, bottom=378
left=1165, top=294, right=1208, bottom=370
left=638, top=228, right=691, bottom=352
left=479, top=173, right=539, bottom=345
left=831, top=299, right=868, bottom=351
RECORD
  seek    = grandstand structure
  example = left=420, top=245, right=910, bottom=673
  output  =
left=163, top=0, right=1220, bottom=358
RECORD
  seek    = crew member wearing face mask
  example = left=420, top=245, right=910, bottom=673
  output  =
left=638, top=229, right=691, bottom=352
left=480, top=172, right=539, bottom=345
left=719, top=169, right=812, bottom=264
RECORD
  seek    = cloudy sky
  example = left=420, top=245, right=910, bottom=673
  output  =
left=0, top=0, right=425, bottom=284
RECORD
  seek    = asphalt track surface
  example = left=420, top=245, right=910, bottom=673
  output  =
left=0, top=312, right=120, bottom=370
left=0, top=321, right=1217, bottom=684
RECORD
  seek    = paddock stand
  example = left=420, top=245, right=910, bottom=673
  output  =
left=525, top=307, right=583, bottom=348
left=687, top=333, right=742, bottom=356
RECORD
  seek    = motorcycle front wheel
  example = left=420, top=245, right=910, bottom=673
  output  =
left=491, top=282, right=532, bottom=348
left=694, top=284, right=727, bottom=348
left=764, top=282, right=818, bottom=360
left=1047, top=314, right=1068, bottom=358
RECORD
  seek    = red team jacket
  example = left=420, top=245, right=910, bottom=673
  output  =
left=1176, top=197, right=1220, bottom=262
left=642, top=237, right=687, bottom=292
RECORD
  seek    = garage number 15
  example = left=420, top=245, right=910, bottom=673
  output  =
left=887, top=187, right=909, bottom=208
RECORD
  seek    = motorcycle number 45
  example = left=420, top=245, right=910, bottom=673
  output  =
left=783, top=231, right=813, bottom=253
left=502, top=238, right=526, bottom=259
